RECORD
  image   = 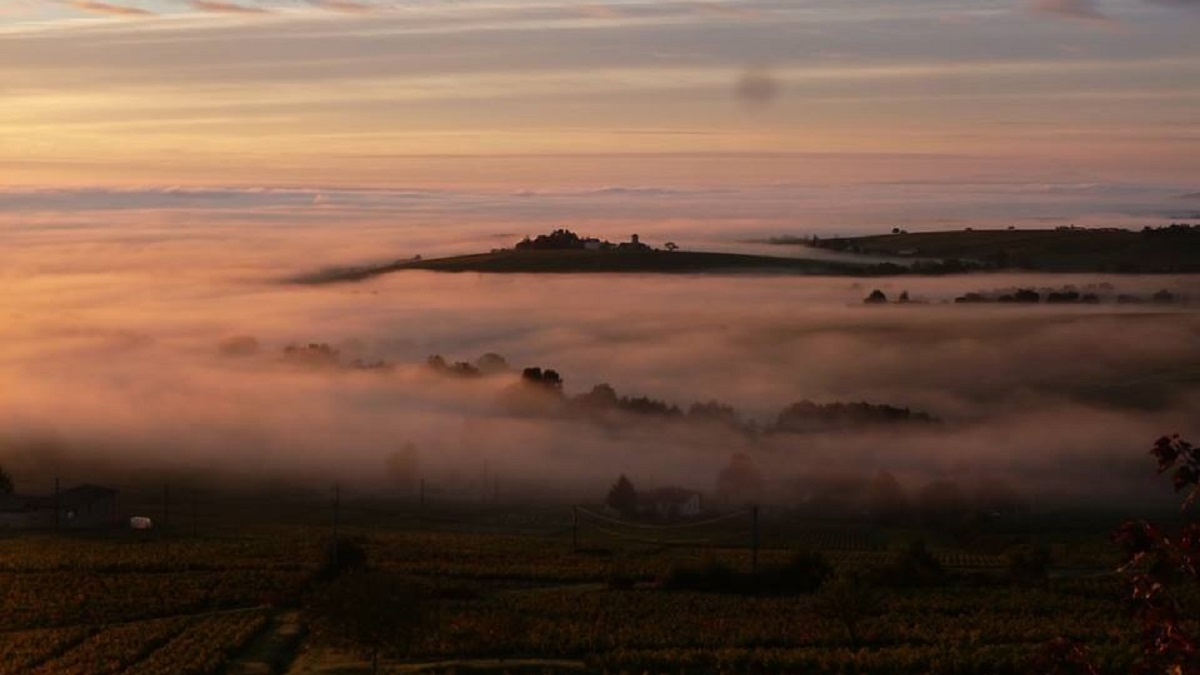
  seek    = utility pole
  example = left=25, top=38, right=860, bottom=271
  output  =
left=333, top=484, right=341, bottom=541
left=751, top=505, right=760, bottom=574
left=332, top=484, right=341, bottom=569
left=571, top=504, right=580, bottom=552
left=482, top=461, right=489, bottom=504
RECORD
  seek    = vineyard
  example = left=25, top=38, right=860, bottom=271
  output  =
left=0, top=531, right=309, bottom=675
left=0, top=504, right=1149, bottom=675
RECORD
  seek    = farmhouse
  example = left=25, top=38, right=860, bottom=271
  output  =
left=0, top=484, right=118, bottom=529
left=640, top=486, right=703, bottom=518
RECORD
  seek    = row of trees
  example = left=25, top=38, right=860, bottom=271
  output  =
left=868, top=286, right=1181, bottom=305
left=489, top=363, right=942, bottom=435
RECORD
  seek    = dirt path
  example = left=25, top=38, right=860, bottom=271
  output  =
left=287, top=651, right=587, bottom=675
left=224, top=610, right=305, bottom=675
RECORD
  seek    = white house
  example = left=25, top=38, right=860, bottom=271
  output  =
left=640, top=487, right=703, bottom=518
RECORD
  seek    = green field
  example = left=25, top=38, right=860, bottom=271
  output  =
left=0, top=500, right=1166, bottom=675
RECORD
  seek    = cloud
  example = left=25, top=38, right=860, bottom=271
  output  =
left=1027, top=0, right=1114, bottom=23
left=190, top=0, right=269, bottom=14
left=735, top=65, right=780, bottom=105
left=306, top=0, right=375, bottom=12
left=1145, top=0, right=1200, bottom=7
left=68, top=0, right=154, bottom=16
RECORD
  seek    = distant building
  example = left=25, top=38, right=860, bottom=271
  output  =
left=617, top=234, right=651, bottom=252
left=0, top=484, right=118, bottom=529
left=582, top=238, right=603, bottom=251
left=639, top=487, right=703, bottom=518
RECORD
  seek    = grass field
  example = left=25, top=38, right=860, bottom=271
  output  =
left=803, top=228, right=1200, bottom=272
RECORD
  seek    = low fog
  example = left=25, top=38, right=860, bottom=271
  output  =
left=2, top=221, right=1198, bottom=511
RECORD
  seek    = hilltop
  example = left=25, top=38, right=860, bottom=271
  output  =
left=299, top=229, right=969, bottom=283
left=301, top=230, right=882, bottom=282
left=299, top=225, right=1200, bottom=284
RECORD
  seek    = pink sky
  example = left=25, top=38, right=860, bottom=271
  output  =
left=1, top=0, right=1197, bottom=201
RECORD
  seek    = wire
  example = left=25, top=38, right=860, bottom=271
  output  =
left=575, top=506, right=751, bottom=530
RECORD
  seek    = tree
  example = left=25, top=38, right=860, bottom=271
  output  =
left=867, top=471, right=910, bottom=525
left=863, top=289, right=888, bottom=304
left=1110, top=435, right=1200, bottom=674
left=308, top=570, right=423, bottom=675
left=521, top=367, right=563, bottom=391
left=1006, top=542, right=1051, bottom=585
left=0, top=466, right=12, bottom=495
left=385, top=444, right=419, bottom=494
left=664, top=241, right=679, bottom=251
left=475, top=352, right=509, bottom=375
left=573, top=383, right=619, bottom=413
left=917, top=479, right=968, bottom=532
left=606, top=474, right=638, bottom=517
left=687, top=400, right=742, bottom=429
left=716, top=453, right=764, bottom=505
left=1046, top=435, right=1200, bottom=675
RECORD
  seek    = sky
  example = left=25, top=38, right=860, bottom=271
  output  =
left=2, top=1, right=1200, bottom=498
left=1, top=0, right=1198, bottom=237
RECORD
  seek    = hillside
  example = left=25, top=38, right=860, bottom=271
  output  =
left=301, top=248, right=881, bottom=283
left=800, top=227, right=1200, bottom=273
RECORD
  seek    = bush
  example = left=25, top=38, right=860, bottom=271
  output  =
left=875, top=539, right=945, bottom=588
left=664, top=551, right=832, bottom=595
left=663, top=558, right=741, bottom=593
left=317, top=537, right=368, bottom=581
left=761, top=550, right=833, bottom=594
left=1005, top=543, right=1051, bottom=585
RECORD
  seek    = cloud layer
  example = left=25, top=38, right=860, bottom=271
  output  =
left=2, top=215, right=1198, bottom=509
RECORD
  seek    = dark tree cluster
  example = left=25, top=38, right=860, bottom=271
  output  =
left=613, top=395, right=683, bottom=417
left=861, top=289, right=913, bottom=304
left=0, top=465, right=13, bottom=495
left=283, top=342, right=341, bottom=367
left=946, top=283, right=1182, bottom=306
left=605, top=473, right=639, bottom=517
left=569, top=384, right=743, bottom=429
left=280, top=342, right=390, bottom=371
left=521, top=366, right=563, bottom=390
left=1142, top=223, right=1200, bottom=239
left=514, top=228, right=585, bottom=250
left=770, top=400, right=938, bottom=433
left=856, top=259, right=981, bottom=276
left=426, top=353, right=511, bottom=378
left=435, top=358, right=937, bottom=436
